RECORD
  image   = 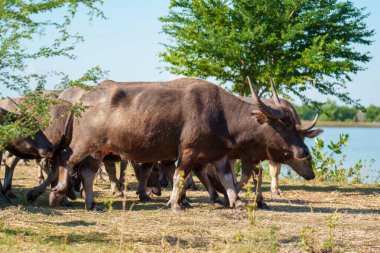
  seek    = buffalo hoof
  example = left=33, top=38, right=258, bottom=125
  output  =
left=181, top=199, right=192, bottom=208
left=172, top=205, right=185, bottom=214
left=0, top=193, right=10, bottom=204
left=60, top=198, right=73, bottom=207
left=37, top=177, right=45, bottom=185
left=139, top=195, right=151, bottom=202
left=257, top=201, right=270, bottom=210
left=86, top=202, right=103, bottom=211
left=215, top=197, right=228, bottom=207
left=80, top=188, right=85, bottom=199
left=49, top=191, right=64, bottom=207
left=235, top=200, right=245, bottom=210
left=150, top=187, right=162, bottom=196
left=6, top=190, right=18, bottom=200
left=26, top=189, right=40, bottom=203
left=211, top=202, right=225, bottom=209
left=66, top=189, right=77, bottom=201
left=113, top=190, right=124, bottom=198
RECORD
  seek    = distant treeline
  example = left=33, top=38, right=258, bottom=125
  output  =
left=295, top=100, right=380, bottom=122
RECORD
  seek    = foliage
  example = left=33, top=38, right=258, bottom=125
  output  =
left=231, top=177, right=280, bottom=253
left=311, top=133, right=370, bottom=183
left=296, top=100, right=380, bottom=122
left=299, top=212, right=339, bottom=253
left=0, top=0, right=105, bottom=94
left=365, top=105, right=380, bottom=122
left=0, top=0, right=107, bottom=149
left=160, top=0, right=374, bottom=106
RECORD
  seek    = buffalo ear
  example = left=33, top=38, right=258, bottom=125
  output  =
left=251, top=110, right=267, bottom=124
left=303, top=128, right=323, bottom=138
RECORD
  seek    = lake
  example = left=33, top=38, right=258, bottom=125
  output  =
left=285, top=127, right=380, bottom=183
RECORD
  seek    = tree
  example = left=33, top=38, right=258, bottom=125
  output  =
left=0, top=0, right=107, bottom=147
left=160, top=0, right=374, bottom=106
left=1, top=0, right=106, bottom=94
left=365, top=105, right=380, bottom=122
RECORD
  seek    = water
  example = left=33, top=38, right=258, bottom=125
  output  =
left=303, top=127, right=380, bottom=182
left=280, top=127, right=380, bottom=183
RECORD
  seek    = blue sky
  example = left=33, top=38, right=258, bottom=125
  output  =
left=13, top=0, right=380, bottom=106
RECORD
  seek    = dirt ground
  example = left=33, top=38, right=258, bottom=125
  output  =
left=0, top=163, right=379, bottom=253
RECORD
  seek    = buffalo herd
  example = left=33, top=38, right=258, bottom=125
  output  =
left=0, top=77, right=322, bottom=212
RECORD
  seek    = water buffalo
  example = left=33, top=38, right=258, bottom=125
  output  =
left=0, top=96, right=73, bottom=202
left=58, top=85, right=162, bottom=201
left=49, top=78, right=313, bottom=213
left=265, top=98, right=322, bottom=196
left=189, top=90, right=322, bottom=207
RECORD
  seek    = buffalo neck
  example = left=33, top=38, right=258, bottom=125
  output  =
left=219, top=89, right=267, bottom=150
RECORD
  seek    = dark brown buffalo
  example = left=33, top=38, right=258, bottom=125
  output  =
left=264, top=98, right=322, bottom=196
left=58, top=85, right=163, bottom=203
left=50, top=78, right=313, bottom=212
left=0, top=98, right=55, bottom=159
left=190, top=95, right=322, bottom=208
left=0, top=96, right=73, bottom=202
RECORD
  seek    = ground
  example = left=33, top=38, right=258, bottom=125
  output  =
left=0, top=163, right=379, bottom=253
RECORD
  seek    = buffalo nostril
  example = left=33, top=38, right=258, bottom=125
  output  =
left=305, top=173, right=315, bottom=180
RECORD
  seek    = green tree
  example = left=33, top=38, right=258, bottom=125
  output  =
left=365, top=105, right=380, bottom=122
left=0, top=0, right=107, bottom=147
left=160, top=0, right=374, bottom=105
left=0, top=0, right=106, bottom=94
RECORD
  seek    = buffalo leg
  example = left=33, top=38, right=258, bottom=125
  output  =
left=3, top=154, right=20, bottom=199
left=133, top=162, right=154, bottom=202
left=212, top=156, right=240, bottom=208
left=160, top=160, right=176, bottom=187
left=159, top=165, right=170, bottom=187
left=26, top=159, right=60, bottom=203
left=193, top=165, right=225, bottom=207
left=169, top=153, right=196, bottom=213
left=119, top=161, right=128, bottom=190
left=185, top=173, right=198, bottom=190
left=0, top=153, right=10, bottom=203
left=96, top=166, right=106, bottom=183
left=269, top=160, right=282, bottom=196
left=36, top=160, right=46, bottom=185
left=253, top=168, right=269, bottom=209
left=235, top=158, right=254, bottom=193
left=49, top=149, right=75, bottom=207
left=103, top=161, right=123, bottom=197
left=80, top=158, right=101, bottom=210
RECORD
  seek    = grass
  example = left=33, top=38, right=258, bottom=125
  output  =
left=310, top=120, right=380, bottom=128
left=0, top=163, right=379, bottom=252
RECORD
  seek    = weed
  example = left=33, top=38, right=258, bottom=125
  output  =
left=299, top=212, right=340, bottom=253
left=311, top=134, right=375, bottom=184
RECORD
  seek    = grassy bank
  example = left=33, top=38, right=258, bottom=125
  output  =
left=0, top=164, right=379, bottom=252
left=305, top=121, right=380, bottom=128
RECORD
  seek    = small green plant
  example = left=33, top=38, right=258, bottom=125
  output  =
left=311, top=134, right=372, bottom=184
left=300, top=226, right=320, bottom=252
left=323, top=212, right=339, bottom=252
left=103, top=199, right=114, bottom=212
left=299, top=212, right=340, bottom=253
left=229, top=173, right=280, bottom=253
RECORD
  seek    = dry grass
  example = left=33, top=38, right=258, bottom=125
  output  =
left=0, top=163, right=379, bottom=252
left=311, top=121, right=380, bottom=128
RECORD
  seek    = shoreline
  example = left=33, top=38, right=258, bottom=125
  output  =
left=303, top=121, right=380, bottom=128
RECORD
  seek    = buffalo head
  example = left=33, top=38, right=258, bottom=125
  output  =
left=247, top=77, right=322, bottom=180
left=0, top=104, right=54, bottom=159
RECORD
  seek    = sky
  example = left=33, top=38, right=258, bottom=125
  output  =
left=8, top=0, right=380, bottom=106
